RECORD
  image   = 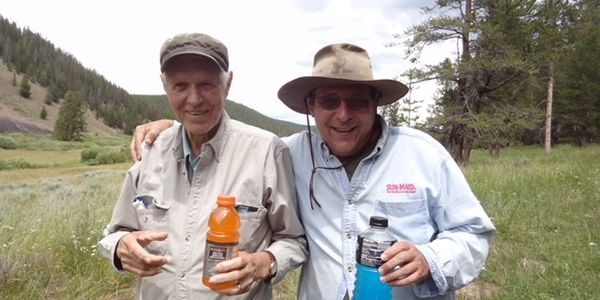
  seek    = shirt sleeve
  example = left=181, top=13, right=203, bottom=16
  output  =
left=97, top=163, right=141, bottom=272
left=262, top=140, right=308, bottom=284
left=413, top=156, right=496, bottom=297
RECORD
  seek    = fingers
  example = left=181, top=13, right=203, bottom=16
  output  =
left=130, top=124, right=149, bottom=162
left=116, top=231, right=168, bottom=277
left=136, top=231, right=168, bottom=247
left=383, top=259, right=430, bottom=287
left=209, top=255, right=245, bottom=285
left=208, top=251, right=265, bottom=295
left=379, top=242, right=430, bottom=287
left=129, top=120, right=174, bottom=162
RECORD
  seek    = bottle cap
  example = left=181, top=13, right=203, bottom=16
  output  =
left=217, top=195, right=236, bottom=206
left=369, top=216, right=388, bottom=228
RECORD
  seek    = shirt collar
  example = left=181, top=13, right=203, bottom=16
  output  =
left=178, top=110, right=230, bottom=164
left=181, top=125, right=195, bottom=162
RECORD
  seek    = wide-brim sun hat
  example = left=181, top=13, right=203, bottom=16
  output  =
left=277, top=43, right=409, bottom=114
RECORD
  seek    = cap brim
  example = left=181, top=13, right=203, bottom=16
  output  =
left=160, top=47, right=226, bottom=72
left=277, top=76, right=409, bottom=114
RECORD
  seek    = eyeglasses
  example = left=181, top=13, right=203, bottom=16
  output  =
left=312, top=96, right=374, bottom=112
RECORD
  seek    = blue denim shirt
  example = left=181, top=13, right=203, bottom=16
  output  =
left=283, top=117, right=495, bottom=300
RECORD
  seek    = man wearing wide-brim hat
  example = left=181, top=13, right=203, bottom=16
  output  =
left=130, top=42, right=495, bottom=300
left=278, top=43, right=495, bottom=300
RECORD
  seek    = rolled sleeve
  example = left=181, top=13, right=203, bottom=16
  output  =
left=264, top=142, right=308, bottom=284
left=417, top=157, right=495, bottom=294
left=413, top=244, right=448, bottom=297
left=98, top=163, right=141, bottom=273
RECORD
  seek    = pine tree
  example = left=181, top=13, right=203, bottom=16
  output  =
left=19, top=77, right=31, bottom=98
left=379, top=101, right=405, bottom=126
left=54, top=90, right=87, bottom=141
left=40, top=106, right=47, bottom=120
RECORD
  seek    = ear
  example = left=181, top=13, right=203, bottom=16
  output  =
left=224, top=71, right=233, bottom=96
left=160, top=73, right=168, bottom=93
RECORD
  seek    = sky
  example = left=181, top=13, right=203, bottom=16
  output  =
left=2, top=0, right=454, bottom=125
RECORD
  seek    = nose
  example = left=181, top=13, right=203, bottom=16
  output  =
left=334, top=100, right=352, bottom=121
left=187, top=86, right=204, bottom=105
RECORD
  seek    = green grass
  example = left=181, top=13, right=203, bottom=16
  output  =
left=465, top=145, right=600, bottom=299
left=1, top=139, right=599, bottom=299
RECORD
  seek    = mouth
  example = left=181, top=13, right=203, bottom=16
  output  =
left=332, top=126, right=355, bottom=134
left=186, top=109, right=209, bottom=116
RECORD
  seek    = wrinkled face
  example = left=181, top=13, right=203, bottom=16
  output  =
left=308, top=84, right=378, bottom=158
left=163, top=55, right=231, bottom=141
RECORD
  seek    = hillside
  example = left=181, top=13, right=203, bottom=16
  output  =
left=0, top=59, right=119, bottom=135
left=0, top=57, right=304, bottom=137
left=0, top=14, right=303, bottom=138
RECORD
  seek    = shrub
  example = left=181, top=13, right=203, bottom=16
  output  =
left=94, top=148, right=129, bottom=165
left=0, top=158, right=38, bottom=170
left=81, top=148, right=101, bottom=163
left=0, top=136, right=17, bottom=149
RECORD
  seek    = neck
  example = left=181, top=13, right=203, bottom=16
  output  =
left=187, top=124, right=220, bottom=157
left=338, top=120, right=381, bottom=164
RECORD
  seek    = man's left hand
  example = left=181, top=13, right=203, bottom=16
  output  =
left=379, top=241, right=430, bottom=287
left=207, top=251, right=272, bottom=295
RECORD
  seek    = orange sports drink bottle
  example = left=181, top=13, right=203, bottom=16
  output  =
left=202, top=195, right=241, bottom=290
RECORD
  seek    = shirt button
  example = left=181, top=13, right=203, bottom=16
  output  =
left=346, top=233, right=352, bottom=239
left=143, top=216, right=148, bottom=223
left=347, top=199, right=352, bottom=204
left=185, top=235, right=191, bottom=241
left=178, top=271, right=185, bottom=278
left=347, top=266, right=353, bottom=273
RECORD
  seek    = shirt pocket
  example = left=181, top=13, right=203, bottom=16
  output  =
left=132, top=195, right=170, bottom=255
left=236, top=204, right=267, bottom=251
left=375, top=198, right=429, bottom=244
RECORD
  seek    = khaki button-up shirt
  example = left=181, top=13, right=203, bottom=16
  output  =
left=99, top=113, right=307, bottom=300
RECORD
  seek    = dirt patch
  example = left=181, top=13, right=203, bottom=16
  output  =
left=519, top=257, right=546, bottom=274
left=458, top=281, right=500, bottom=299
left=0, top=110, right=52, bottom=134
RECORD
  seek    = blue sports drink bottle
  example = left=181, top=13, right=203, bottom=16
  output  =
left=353, top=216, right=396, bottom=300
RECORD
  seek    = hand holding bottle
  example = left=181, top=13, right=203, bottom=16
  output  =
left=207, top=251, right=274, bottom=295
left=379, top=241, right=431, bottom=287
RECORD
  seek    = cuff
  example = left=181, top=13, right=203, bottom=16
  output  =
left=98, top=231, right=130, bottom=272
left=413, top=244, right=448, bottom=297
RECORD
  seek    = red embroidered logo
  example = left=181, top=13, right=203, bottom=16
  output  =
left=386, top=183, right=416, bottom=194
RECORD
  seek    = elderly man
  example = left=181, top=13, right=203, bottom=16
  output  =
left=98, top=33, right=307, bottom=300
left=132, top=43, right=495, bottom=300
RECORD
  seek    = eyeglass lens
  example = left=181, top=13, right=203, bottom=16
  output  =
left=316, top=97, right=372, bottom=112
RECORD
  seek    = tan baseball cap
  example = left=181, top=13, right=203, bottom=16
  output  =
left=159, top=33, right=229, bottom=72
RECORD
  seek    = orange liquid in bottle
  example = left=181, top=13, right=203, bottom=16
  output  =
left=202, top=195, right=240, bottom=290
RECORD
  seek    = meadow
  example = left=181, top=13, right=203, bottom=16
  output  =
left=1, top=133, right=598, bottom=299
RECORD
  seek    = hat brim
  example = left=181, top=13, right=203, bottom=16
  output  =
left=161, top=47, right=227, bottom=72
left=277, top=76, right=409, bottom=114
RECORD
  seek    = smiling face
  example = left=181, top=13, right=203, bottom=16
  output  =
left=162, top=55, right=231, bottom=145
left=308, top=84, right=379, bottom=158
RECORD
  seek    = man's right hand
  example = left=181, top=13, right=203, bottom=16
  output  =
left=130, top=119, right=174, bottom=162
left=116, top=231, right=168, bottom=277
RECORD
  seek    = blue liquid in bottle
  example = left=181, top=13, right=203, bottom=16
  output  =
left=353, top=216, right=395, bottom=300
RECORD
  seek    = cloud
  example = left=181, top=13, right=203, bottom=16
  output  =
left=2, top=0, right=450, bottom=125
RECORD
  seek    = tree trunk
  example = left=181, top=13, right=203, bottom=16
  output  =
left=544, top=62, right=554, bottom=154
